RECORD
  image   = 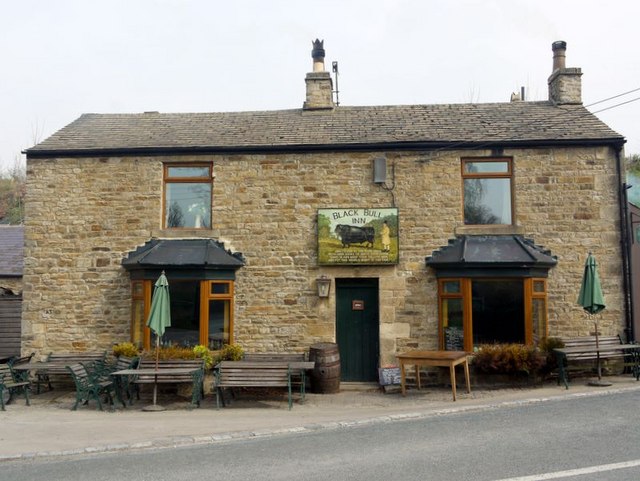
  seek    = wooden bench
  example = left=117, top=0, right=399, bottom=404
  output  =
left=133, top=359, right=205, bottom=407
left=0, top=364, right=30, bottom=410
left=242, top=352, right=309, bottom=393
left=36, top=351, right=107, bottom=393
left=554, top=336, right=640, bottom=388
left=214, top=360, right=312, bottom=410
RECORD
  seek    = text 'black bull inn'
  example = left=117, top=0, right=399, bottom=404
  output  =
left=318, top=208, right=399, bottom=265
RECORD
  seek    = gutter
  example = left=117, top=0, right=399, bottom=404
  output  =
left=615, top=145, right=635, bottom=342
left=24, top=138, right=626, bottom=159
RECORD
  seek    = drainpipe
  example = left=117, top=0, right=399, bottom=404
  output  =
left=615, top=145, right=634, bottom=342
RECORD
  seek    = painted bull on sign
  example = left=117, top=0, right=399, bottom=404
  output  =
left=334, top=224, right=375, bottom=248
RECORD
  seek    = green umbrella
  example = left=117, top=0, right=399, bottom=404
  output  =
left=577, top=253, right=605, bottom=315
left=145, top=271, right=171, bottom=410
left=577, top=253, right=608, bottom=383
left=147, top=272, right=171, bottom=339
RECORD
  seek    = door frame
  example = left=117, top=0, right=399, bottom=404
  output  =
left=335, top=278, right=380, bottom=382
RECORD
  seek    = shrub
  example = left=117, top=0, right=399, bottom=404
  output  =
left=472, top=343, right=545, bottom=376
left=112, top=342, right=139, bottom=358
left=144, top=345, right=198, bottom=360
left=193, top=344, right=214, bottom=369
left=212, top=344, right=244, bottom=365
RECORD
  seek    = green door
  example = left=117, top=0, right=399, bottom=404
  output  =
left=336, top=278, right=379, bottom=382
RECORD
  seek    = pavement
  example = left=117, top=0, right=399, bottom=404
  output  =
left=1, top=375, right=639, bottom=461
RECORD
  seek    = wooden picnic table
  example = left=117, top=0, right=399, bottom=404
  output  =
left=12, top=351, right=107, bottom=393
left=12, top=361, right=69, bottom=372
left=111, top=366, right=205, bottom=407
left=397, top=350, right=471, bottom=401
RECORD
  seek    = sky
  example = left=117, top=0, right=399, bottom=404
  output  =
left=1, top=0, right=639, bottom=172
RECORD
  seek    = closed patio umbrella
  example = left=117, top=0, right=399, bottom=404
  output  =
left=144, top=271, right=171, bottom=411
left=577, top=253, right=610, bottom=385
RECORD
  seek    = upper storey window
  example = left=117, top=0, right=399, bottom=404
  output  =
left=462, top=158, right=513, bottom=225
left=164, top=164, right=212, bottom=229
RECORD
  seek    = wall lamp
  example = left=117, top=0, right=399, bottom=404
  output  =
left=316, top=275, right=331, bottom=298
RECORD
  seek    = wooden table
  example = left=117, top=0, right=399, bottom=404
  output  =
left=12, top=362, right=74, bottom=392
left=397, top=350, right=471, bottom=401
left=111, top=368, right=200, bottom=377
left=111, top=367, right=203, bottom=407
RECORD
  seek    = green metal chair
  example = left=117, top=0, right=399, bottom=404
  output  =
left=0, top=363, right=30, bottom=411
left=66, top=363, right=115, bottom=411
left=7, top=353, right=34, bottom=383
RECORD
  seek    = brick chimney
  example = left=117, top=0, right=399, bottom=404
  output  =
left=548, top=41, right=582, bottom=105
left=303, top=39, right=334, bottom=110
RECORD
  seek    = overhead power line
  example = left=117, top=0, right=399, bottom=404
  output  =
left=420, top=87, right=640, bottom=161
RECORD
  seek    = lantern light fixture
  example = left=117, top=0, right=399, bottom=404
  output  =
left=316, top=275, right=331, bottom=298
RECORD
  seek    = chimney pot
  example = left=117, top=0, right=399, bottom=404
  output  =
left=552, top=40, right=567, bottom=71
left=311, top=39, right=326, bottom=72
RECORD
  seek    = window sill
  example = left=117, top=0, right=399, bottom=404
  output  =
left=454, top=224, right=525, bottom=236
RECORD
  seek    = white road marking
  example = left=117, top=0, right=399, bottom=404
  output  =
left=492, top=459, right=640, bottom=480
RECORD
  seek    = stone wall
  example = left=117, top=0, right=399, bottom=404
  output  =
left=23, top=145, right=625, bottom=363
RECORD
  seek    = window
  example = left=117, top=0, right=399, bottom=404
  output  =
left=438, top=277, right=547, bottom=351
left=131, top=281, right=147, bottom=349
left=131, top=279, right=234, bottom=350
left=462, top=158, right=513, bottom=225
left=440, top=280, right=466, bottom=351
left=164, top=164, right=212, bottom=229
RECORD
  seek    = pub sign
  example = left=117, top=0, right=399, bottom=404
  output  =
left=317, top=208, right=399, bottom=265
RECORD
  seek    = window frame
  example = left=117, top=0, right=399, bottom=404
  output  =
left=437, top=277, right=548, bottom=351
left=163, top=163, right=213, bottom=229
left=131, top=279, right=234, bottom=350
left=461, top=157, right=514, bottom=225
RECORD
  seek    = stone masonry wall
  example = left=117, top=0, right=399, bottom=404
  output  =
left=23, top=146, right=625, bottom=364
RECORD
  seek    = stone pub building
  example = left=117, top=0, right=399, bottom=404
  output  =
left=22, top=41, right=630, bottom=382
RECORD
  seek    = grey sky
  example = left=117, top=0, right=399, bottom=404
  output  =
left=2, top=0, right=639, bottom=172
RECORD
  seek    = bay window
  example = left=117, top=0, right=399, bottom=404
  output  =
left=438, top=277, right=548, bottom=351
left=130, top=279, right=234, bottom=351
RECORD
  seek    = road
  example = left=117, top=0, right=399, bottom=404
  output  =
left=3, top=390, right=639, bottom=481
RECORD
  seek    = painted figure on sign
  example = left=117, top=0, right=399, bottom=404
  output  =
left=381, top=220, right=391, bottom=252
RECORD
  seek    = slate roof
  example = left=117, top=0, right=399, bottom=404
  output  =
left=26, top=102, right=624, bottom=156
left=426, top=235, right=557, bottom=272
left=0, top=226, right=24, bottom=277
left=122, top=239, right=245, bottom=270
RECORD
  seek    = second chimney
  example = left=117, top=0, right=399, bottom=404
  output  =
left=303, top=39, right=334, bottom=111
left=548, top=41, right=582, bottom=105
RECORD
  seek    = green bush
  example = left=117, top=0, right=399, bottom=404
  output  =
left=143, top=346, right=198, bottom=360
left=193, top=345, right=214, bottom=369
left=212, top=344, right=244, bottom=365
left=472, top=343, right=545, bottom=376
left=112, top=342, right=140, bottom=358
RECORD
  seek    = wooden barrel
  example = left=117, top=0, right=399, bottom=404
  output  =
left=309, top=342, right=341, bottom=393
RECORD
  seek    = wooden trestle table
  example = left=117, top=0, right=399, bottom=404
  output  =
left=396, top=350, right=471, bottom=401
